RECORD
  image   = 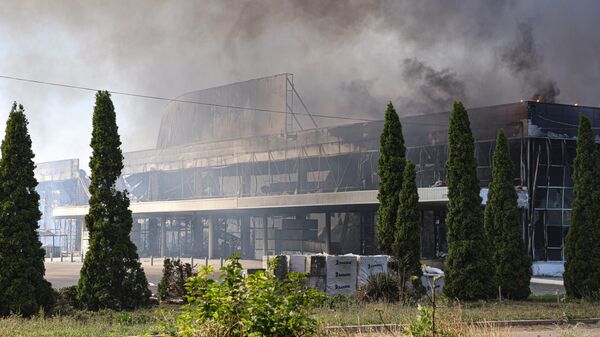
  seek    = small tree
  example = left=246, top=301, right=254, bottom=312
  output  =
left=444, top=101, right=495, bottom=301
left=77, top=91, right=151, bottom=310
left=377, top=102, right=406, bottom=255
left=0, top=103, right=54, bottom=316
left=178, top=256, right=325, bottom=337
left=564, top=115, right=600, bottom=298
left=484, top=129, right=531, bottom=300
left=394, top=160, right=424, bottom=298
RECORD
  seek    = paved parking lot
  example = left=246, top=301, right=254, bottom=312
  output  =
left=44, top=258, right=263, bottom=292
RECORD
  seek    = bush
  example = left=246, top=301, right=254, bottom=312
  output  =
left=356, top=272, right=399, bottom=303
left=157, top=258, right=194, bottom=302
left=177, top=255, right=325, bottom=337
left=54, top=286, right=79, bottom=313
left=323, top=294, right=361, bottom=311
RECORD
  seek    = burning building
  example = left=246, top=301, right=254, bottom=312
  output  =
left=45, top=74, right=599, bottom=275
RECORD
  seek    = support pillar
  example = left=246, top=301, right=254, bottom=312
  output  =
left=208, top=215, right=216, bottom=259
left=160, top=215, right=167, bottom=257
left=148, top=218, right=160, bottom=257
left=191, top=214, right=203, bottom=256
left=325, top=212, right=331, bottom=254
left=241, top=216, right=252, bottom=258
left=263, top=214, right=268, bottom=256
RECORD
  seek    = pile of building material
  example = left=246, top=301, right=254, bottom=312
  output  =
left=326, top=255, right=359, bottom=295
left=263, top=254, right=394, bottom=296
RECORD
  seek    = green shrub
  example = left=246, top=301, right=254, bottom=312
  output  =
left=356, top=272, right=399, bottom=303
left=157, top=259, right=173, bottom=301
left=178, top=255, right=325, bottom=337
left=157, top=258, right=194, bottom=302
left=54, top=286, right=79, bottom=313
left=323, top=294, right=361, bottom=311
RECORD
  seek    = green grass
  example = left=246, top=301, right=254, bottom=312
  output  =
left=316, top=296, right=600, bottom=327
left=0, top=307, right=180, bottom=337
left=3, top=297, right=600, bottom=336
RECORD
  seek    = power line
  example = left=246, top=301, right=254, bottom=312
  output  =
left=0, top=74, right=380, bottom=123
left=0, top=74, right=457, bottom=127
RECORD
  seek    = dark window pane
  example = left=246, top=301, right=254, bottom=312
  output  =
left=534, top=188, right=547, bottom=208
left=547, top=210, right=562, bottom=225
left=547, top=189, right=563, bottom=209
left=547, top=248, right=563, bottom=261
left=509, top=140, right=522, bottom=182
left=566, top=142, right=576, bottom=165
left=533, top=211, right=546, bottom=260
left=563, top=211, right=572, bottom=226
left=563, top=226, right=570, bottom=242
left=477, top=141, right=493, bottom=167
left=547, top=226, right=562, bottom=247
left=565, top=166, right=574, bottom=187
left=535, top=165, right=548, bottom=186
left=477, top=168, right=492, bottom=186
left=550, top=140, right=564, bottom=165
left=549, top=166, right=564, bottom=186
left=563, top=189, right=573, bottom=209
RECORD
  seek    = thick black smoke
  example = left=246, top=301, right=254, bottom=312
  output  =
left=0, top=0, right=598, bottom=165
left=401, top=58, right=468, bottom=113
left=499, top=22, right=560, bottom=102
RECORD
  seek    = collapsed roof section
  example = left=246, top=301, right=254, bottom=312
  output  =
left=156, top=73, right=317, bottom=149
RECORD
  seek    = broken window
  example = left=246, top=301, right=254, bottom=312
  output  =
left=547, top=248, right=563, bottom=261
left=535, top=165, right=548, bottom=186
left=547, top=189, right=563, bottom=209
left=546, top=226, right=562, bottom=247
left=548, top=166, right=564, bottom=186
left=565, top=166, right=574, bottom=187
left=546, top=210, right=562, bottom=225
left=563, top=210, right=572, bottom=226
left=563, top=189, right=574, bottom=209
left=550, top=140, right=564, bottom=165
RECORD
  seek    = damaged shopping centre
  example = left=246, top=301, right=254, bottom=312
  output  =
left=38, top=73, right=597, bottom=276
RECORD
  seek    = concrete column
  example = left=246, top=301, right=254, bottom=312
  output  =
left=191, top=214, right=203, bottom=256
left=160, top=215, right=167, bottom=257
left=325, top=212, right=332, bottom=254
left=263, top=214, right=268, bottom=256
left=208, top=216, right=216, bottom=259
left=241, top=215, right=252, bottom=258
left=148, top=218, right=160, bottom=257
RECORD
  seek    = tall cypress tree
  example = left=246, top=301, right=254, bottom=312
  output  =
left=77, top=91, right=151, bottom=310
left=377, top=102, right=406, bottom=255
left=0, top=103, right=54, bottom=316
left=394, top=160, right=423, bottom=295
left=484, top=129, right=531, bottom=300
left=444, top=101, right=494, bottom=301
left=564, top=115, right=600, bottom=298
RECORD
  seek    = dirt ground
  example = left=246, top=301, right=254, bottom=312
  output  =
left=349, top=324, right=600, bottom=336
left=489, top=324, right=600, bottom=337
